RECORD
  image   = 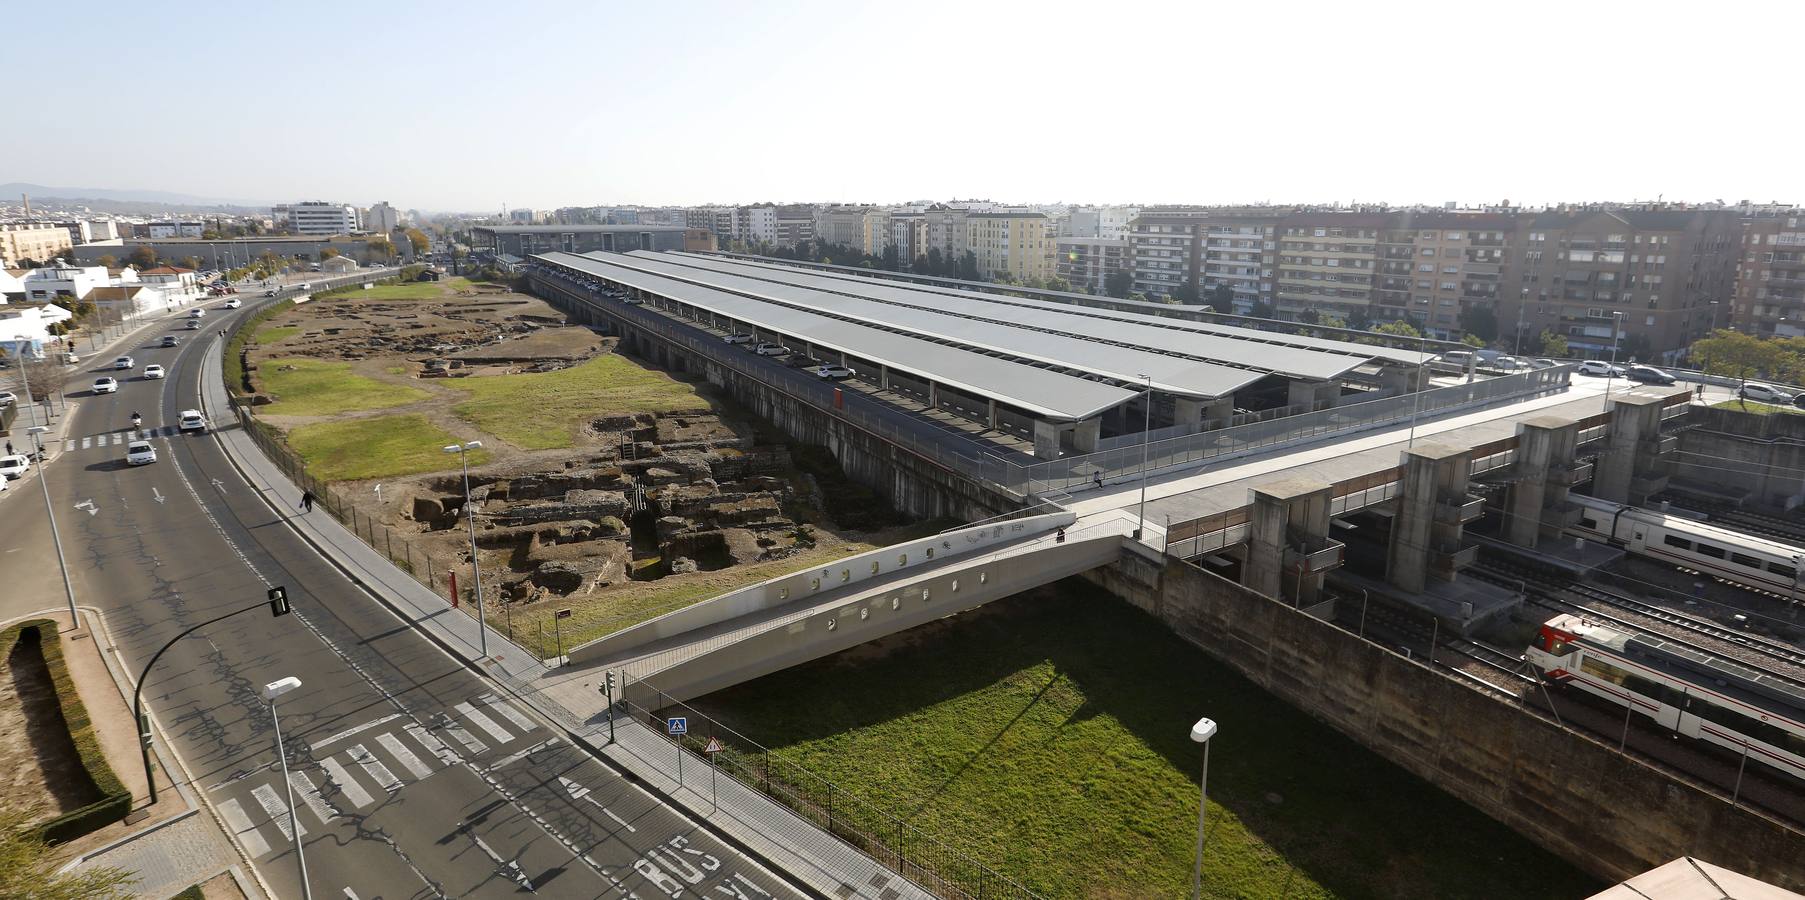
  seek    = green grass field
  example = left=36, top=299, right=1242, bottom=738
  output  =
left=254, top=324, right=301, bottom=344
left=696, top=581, right=1600, bottom=899
left=288, top=413, right=489, bottom=481
left=1714, top=399, right=1805, bottom=416
left=330, top=276, right=468, bottom=302
left=450, top=355, right=702, bottom=450
left=260, top=357, right=427, bottom=416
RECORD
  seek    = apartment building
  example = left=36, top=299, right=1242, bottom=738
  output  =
left=1369, top=213, right=1518, bottom=338
left=283, top=202, right=362, bottom=235
left=861, top=208, right=891, bottom=256
left=686, top=207, right=737, bottom=240
left=146, top=221, right=205, bottom=238
left=735, top=206, right=777, bottom=245
left=1275, top=214, right=1386, bottom=318
left=921, top=204, right=969, bottom=261
left=1066, top=208, right=1100, bottom=238
left=1200, top=212, right=1283, bottom=312
left=812, top=205, right=870, bottom=250
left=966, top=211, right=1052, bottom=282
left=1098, top=206, right=1142, bottom=241
left=1129, top=207, right=1209, bottom=298
left=889, top=212, right=926, bottom=264
left=1499, top=209, right=1739, bottom=361
left=1731, top=212, right=1805, bottom=338
left=1056, top=237, right=1130, bottom=293
left=365, top=201, right=402, bottom=234
left=0, top=223, right=74, bottom=266
left=773, top=204, right=815, bottom=247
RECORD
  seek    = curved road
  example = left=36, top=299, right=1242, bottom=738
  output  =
left=0, top=295, right=801, bottom=899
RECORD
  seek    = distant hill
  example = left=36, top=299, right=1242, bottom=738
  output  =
left=0, top=182, right=270, bottom=215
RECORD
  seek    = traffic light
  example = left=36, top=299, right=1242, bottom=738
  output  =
left=268, top=586, right=291, bottom=617
left=603, top=671, right=617, bottom=696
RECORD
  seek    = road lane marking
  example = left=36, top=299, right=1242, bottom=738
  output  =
left=404, top=722, right=459, bottom=767
left=318, top=757, right=376, bottom=809
left=376, top=732, right=433, bottom=779
left=454, top=701, right=514, bottom=746
left=310, top=713, right=404, bottom=751
left=252, top=783, right=304, bottom=840
left=289, top=770, right=340, bottom=825
left=80, top=437, right=91, bottom=449
left=152, top=486, right=165, bottom=504
left=216, top=797, right=271, bottom=858
left=559, top=775, right=634, bottom=832
left=485, top=738, right=560, bottom=772
left=471, top=834, right=535, bottom=892
left=441, top=718, right=486, bottom=756
left=479, top=693, right=538, bottom=734
left=347, top=743, right=403, bottom=793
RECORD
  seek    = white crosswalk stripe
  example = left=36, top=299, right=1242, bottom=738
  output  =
left=80, top=437, right=91, bottom=449
left=319, top=756, right=376, bottom=809
left=376, top=731, right=434, bottom=780
left=480, top=694, right=538, bottom=734
left=216, top=797, right=271, bottom=858
left=404, top=722, right=459, bottom=767
left=252, top=783, right=304, bottom=841
left=348, top=743, right=403, bottom=793
left=442, top=719, right=487, bottom=756
left=455, top=701, right=514, bottom=746
left=289, top=770, right=340, bottom=825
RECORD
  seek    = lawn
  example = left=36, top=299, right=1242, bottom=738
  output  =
left=254, top=324, right=302, bottom=344
left=332, top=279, right=457, bottom=302
left=1714, top=399, right=1805, bottom=416
left=260, top=357, right=427, bottom=416
left=288, top=413, right=489, bottom=481
left=695, top=581, right=1600, bottom=900
left=450, top=355, right=702, bottom=450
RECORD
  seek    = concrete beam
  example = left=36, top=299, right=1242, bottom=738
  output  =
left=1033, top=419, right=1061, bottom=459
left=1386, top=442, right=1473, bottom=594
left=1244, top=477, right=1333, bottom=605
left=1071, top=417, right=1101, bottom=453
left=1504, top=416, right=1578, bottom=548
left=1592, top=391, right=1679, bottom=504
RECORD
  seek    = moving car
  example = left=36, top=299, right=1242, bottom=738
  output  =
left=224, top=298, right=242, bottom=309
left=125, top=440, right=158, bottom=466
left=722, top=333, right=755, bottom=345
left=114, top=356, right=135, bottom=369
left=178, top=409, right=208, bottom=432
left=92, top=377, right=119, bottom=394
left=1737, top=383, right=1796, bottom=405
left=0, top=391, right=14, bottom=406
left=754, top=341, right=789, bottom=356
left=1576, top=360, right=1626, bottom=377
left=142, top=364, right=166, bottom=380
left=815, top=364, right=856, bottom=379
left=1626, top=365, right=1676, bottom=385
left=189, top=308, right=206, bottom=318
left=0, top=455, right=29, bottom=479
left=161, top=335, right=180, bottom=347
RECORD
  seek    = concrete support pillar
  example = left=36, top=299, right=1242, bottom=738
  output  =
left=1592, top=391, right=1677, bottom=504
left=987, top=398, right=999, bottom=430
left=879, top=365, right=890, bottom=390
left=1071, top=417, right=1100, bottom=453
left=928, top=380, right=940, bottom=410
left=1205, top=397, right=1235, bottom=429
left=1174, top=398, right=1205, bottom=432
left=1288, top=379, right=1324, bottom=412
left=1244, top=478, right=1334, bottom=606
left=1465, top=353, right=1477, bottom=383
left=1504, top=417, right=1582, bottom=547
left=1379, top=365, right=1428, bottom=396
left=1032, top=420, right=1061, bottom=460
left=1386, top=443, right=1474, bottom=594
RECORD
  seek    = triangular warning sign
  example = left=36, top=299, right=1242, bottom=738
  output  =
left=703, top=737, right=723, bottom=754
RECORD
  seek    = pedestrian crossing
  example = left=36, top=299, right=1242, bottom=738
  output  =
left=66, top=426, right=184, bottom=451
left=214, top=694, right=549, bottom=860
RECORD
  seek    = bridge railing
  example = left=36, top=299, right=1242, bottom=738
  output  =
left=618, top=675, right=1046, bottom=900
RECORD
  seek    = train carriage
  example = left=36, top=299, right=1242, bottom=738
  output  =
left=1568, top=494, right=1805, bottom=596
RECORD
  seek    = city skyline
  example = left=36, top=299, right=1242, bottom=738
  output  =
left=6, top=0, right=1803, bottom=211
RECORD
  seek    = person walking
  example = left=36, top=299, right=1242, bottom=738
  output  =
left=4, top=441, right=11, bottom=456
left=300, top=490, right=315, bottom=513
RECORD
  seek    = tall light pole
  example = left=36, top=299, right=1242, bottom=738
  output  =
left=1708, top=300, right=1720, bottom=336
left=1135, top=373, right=1152, bottom=541
left=20, top=375, right=77, bottom=630
left=261, top=677, right=311, bottom=900
left=1605, top=311, right=1624, bottom=397
left=443, top=441, right=488, bottom=658
left=1407, top=331, right=1427, bottom=448
left=1513, top=288, right=1528, bottom=356
left=1188, top=717, right=1219, bottom=900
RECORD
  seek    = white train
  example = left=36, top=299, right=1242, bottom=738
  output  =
left=1527, top=613, right=1805, bottom=781
left=1568, top=494, right=1805, bottom=596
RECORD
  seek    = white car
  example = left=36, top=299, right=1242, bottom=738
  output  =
left=1737, top=383, right=1796, bottom=405
left=0, top=455, right=29, bottom=479
left=189, top=308, right=206, bottom=318
left=142, top=365, right=166, bottom=380
left=114, top=356, right=135, bottom=370
left=224, top=298, right=242, bottom=309
left=1576, top=360, right=1625, bottom=377
left=0, top=391, right=15, bottom=406
left=722, top=333, right=755, bottom=345
left=125, top=440, right=157, bottom=466
left=93, top=377, right=119, bottom=394
left=178, top=409, right=208, bottom=432
left=754, top=342, right=789, bottom=356
left=815, top=364, right=856, bottom=379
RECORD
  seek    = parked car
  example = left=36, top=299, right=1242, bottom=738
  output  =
left=1576, top=360, right=1626, bottom=377
left=178, top=409, right=208, bottom=432
left=1736, top=383, right=1795, bottom=405
left=125, top=440, right=158, bottom=466
left=161, top=335, right=180, bottom=347
left=1438, top=350, right=1474, bottom=367
left=815, top=364, right=856, bottom=379
left=1530, top=358, right=1558, bottom=369
left=0, top=391, right=14, bottom=406
left=0, top=455, right=30, bottom=479
left=1491, top=356, right=1526, bottom=372
left=93, top=377, right=119, bottom=394
left=722, top=333, right=755, bottom=345
left=114, top=356, right=135, bottom=369
left=1626, top=365, right=1676, bottom=385
left=754, top=342, right=789, bottom=356
left=224, top=298, right=241, bottom=308
left=142, top=364, right=166, bottom=380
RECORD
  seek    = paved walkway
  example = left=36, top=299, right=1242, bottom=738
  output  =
left=194, top=335, right=933, bottom=899
left=63, top=810, right=245, bottom=900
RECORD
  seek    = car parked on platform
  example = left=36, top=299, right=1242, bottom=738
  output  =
left=1576, top=360, right=1626, bottom=377
left=754, top=341, right=789, bottom=356
left=1626, top=365, right=1676, bottom=385
left=722, top=333, right=754, bottom=345
left=814, top=364, right=856, bottom=379
left=1736, top=382, right=1795, bottom=405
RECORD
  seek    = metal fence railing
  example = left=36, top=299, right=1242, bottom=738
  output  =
left=619, top=675, right=1045, bottom=900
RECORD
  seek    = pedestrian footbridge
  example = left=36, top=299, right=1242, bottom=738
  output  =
left=566, top=512, right=1131, bottom=705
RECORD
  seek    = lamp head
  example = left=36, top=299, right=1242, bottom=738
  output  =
left=1190, top=717, right=1218, bottom=743
left=261, top=676, right=302, bottom=701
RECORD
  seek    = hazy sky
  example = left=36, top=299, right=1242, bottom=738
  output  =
left=7, top=0, right=1801, bottom=212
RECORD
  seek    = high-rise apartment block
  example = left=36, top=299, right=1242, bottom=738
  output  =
left=966, top=211, right=1051, bottom=283
left=1733, top=214, right=1805, bottom=338
left=281, top=201, right=362, bottom=235
left=0, top=223, right=74, bottom=265
left=1056, top=237, right=1131, bottom=293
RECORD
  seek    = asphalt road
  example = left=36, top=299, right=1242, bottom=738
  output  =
left=0, top=293, right=805, bottom=899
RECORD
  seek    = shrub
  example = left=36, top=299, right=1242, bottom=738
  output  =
left=1, top=619, right=133, bottom=843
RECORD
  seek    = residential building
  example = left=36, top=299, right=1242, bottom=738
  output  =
left=1275, top=213, right=1385, bottom=319
left=1730, top=212, right=1805, bottom=338
left=86, top=284, right=175, bottom=318
left=1372, top=213, right=1517, bottom=339
left=84, top=219, right=120, bottom=242
left=1499, top=208, right=1739, bottom=361
left=684, top=228, right=719, bottom=252
left=1066, top=208, right=1100, bottom=239
left=812, top=205, right=870, bottom=250
left=365, top=201, right=402, bottom=234
left=509, top=208, right=537, bottom=224
left=146, top=221, right=205, bottom=239
left=860, top=208, right=891, bottom=256
left=1056, top=237, right=1131, bottom=293
left=773, top=205, right=815, bottom=248
left=1098, top=206, right=1142, bottom=241
left=1199, top=211, right=1284, bottom=312
left=137, top=265, right=202, bottom=300
left=17, top=262, right=110, bottom=302
left=735, top=206, right=777, bottom=245
left=966, top=211, right=1052, bottom=283
left=921, top=204, right=969, bottom=262
left=0, top=302, right=74, bottom=360
left=889, top=212, right=926, bottom=265
left=0, top=223, right=74, bottom=266
left=1129, top=207, right=1210, bottom=299
left=470, top=224, right=690, bottom=256
left=686, top=207, right=736, bottom=240
left=282, top=201, right=362, bottom=235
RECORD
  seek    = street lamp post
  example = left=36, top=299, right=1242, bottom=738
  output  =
left=1407, top=332, right=1427, bottom=448
left=443, top=441, right=489, bottom=658
left=1605, top=311, right=1625, bottom=397
left=1135, top=373, right=1152, bottom=541
left=1188, top=717, right=1219, bottom=900
left=261, top=677, right=312, bottom=900
left=19, top=372, right=78, bottom=630
left=1513, top=288, right=1528, bottom=356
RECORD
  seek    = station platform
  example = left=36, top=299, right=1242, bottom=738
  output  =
left=1470, top=532, right=1627, bottom=579
left=1328, top=569, right=1523, bottom=636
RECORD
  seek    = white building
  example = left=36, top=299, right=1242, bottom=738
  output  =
left=0, top=303, right=74, bottom=359
left=18, top=262, right=111, bottom=303
left=137, top=266, right=201, bottom=300
left=147, top=221, right=205, bottom=239
left=1097, top=206, right=1142, bottom=241
left=284, top=202, right=362, bottom=235
left=365, top=201, right=401, bottom=234
left=735, top=206, right=776, bottom=244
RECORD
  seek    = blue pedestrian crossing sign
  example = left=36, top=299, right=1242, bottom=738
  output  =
left=667, top=716, right=688, bottom=736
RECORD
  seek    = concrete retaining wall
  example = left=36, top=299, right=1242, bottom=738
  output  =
left=1083, top=554, right=1805, bottom=889
left=1675, top=406, right=1805, bottom=508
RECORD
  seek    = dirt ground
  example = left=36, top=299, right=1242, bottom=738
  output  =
left=0, top=629, right=74, bottom=822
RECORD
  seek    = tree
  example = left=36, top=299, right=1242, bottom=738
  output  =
left=879, top=245, right=899, bottom=271
left=365, top=239, right=396, bottom=261
left=1248, top=300, right=1276, bottom=319
left=1461, top=333, right=1486, bottom=349
left=1347, top=306, right=1372, bottom=332
left=126, top=246, right=157, bottom=269
left=320, top=248, right=340, bottom=260
left=1539, top=329, right=1569, bottom=358
left=1103, top=270, right=1134, bottom=299
left=1375, top=320, right=1422, bottom=339
left=0, top=808, right=133, bottom=898
left=1692, top=330, right=1785, bottom=406
left=958, top=251, right=980, bottom=281
left=179, top=256, right=201, bottom=271
left=1045, top=275, right=1072, bottom=293
left=1209, top=282, right=1235, bottom=313
left=1457, top=305, right=1499, bottom=344
left=1172, top=282, right=1200, bottom=305
left=404, top=228, right=430, bottom=254
left=96, top=254, right=117, bottom=269
left=1298, top=308, right=1321, bottom=325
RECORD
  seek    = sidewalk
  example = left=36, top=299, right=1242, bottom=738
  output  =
left=194, top=335, right=932, bottom=899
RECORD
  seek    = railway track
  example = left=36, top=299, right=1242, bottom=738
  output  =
left=1338, top=595, right=1533, bottom=690
left=1667, top=496, right=1805, bottom=545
